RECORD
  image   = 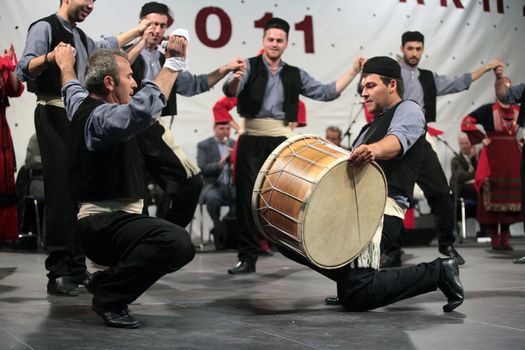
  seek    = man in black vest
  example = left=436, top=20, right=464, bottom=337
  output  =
left=125, top=2, right=245, bottom=228
left=282, top=56, right=464, bottom=313
left=223, top=17, right=365, bottom=274
left=395, top=31, right=503, bottom=267
left=55, top=35, right=195, bottom=328
left=495, top=66, right=525, bottom=264
left=16, top=0, right=151, bottom=296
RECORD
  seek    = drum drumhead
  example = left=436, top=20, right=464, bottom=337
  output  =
left=302, top=161, right=386, bottom=268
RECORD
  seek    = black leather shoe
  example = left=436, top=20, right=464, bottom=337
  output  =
left=92, top=304, right=141, bottom=329
left=439, top=245, right=465, bottom=265
left=69, top=271, right=91, bottom=286
left=83, top=271, right=106, bottom=295
left=325, top=296, right=339, bottom=305
left=228, top=260, right=256, bottom=274
left=380, top=252, right=401, bottom=268
left=47, top=277, right=79, bottom=296
left=438, top=258, right=464, bottom=312
left=513, top=256, right=525, bottom=264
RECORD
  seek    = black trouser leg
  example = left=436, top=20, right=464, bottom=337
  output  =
left=235, top=135, right=287, bottom=264
left=380, top=215, right=403, bottom=256
left=78, top=212, right=195, bottom=309
left=34, top=105, right=86, bottom=279
left=416, top=140, right=456, bottom=247
left=164, top=174, right=202, bottom=227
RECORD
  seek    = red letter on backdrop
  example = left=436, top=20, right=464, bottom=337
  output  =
left=195, top=7, right=232, bottom=48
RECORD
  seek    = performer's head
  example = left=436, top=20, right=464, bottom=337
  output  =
left=325, top=126, right=342, bottom=146
left=401, top=31, right=424, bottom=67
left=140, top=2, right=174, bottom=49
left=214, top=121, right=231, bottom=141
left=58, top=0, right=95, bottom=24
left=85, top=49, right=138, bottom=104
left=262, top=18, right=290, bottom=61
left=360, top=56, right=403, bottom=114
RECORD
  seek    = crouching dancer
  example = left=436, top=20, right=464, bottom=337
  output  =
left=55, top=36, right=195, bottom=328
left=276, top=57, right=464, bottom=313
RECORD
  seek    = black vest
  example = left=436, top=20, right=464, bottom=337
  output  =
left=27, top=14, right=88, bottom=95
left=131, top=53, right=177, bottom=116
left=237, top=55, right=300, bottom=123
left=518, top=88, right=525, bottom=127
left=353, top=101, right=426, bottom=205
left=69, top=97, right=146, bottom=201
left=418, top=69, right=437, bottom=122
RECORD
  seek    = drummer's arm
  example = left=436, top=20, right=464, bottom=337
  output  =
left=349, top=136, right=401, bottom=166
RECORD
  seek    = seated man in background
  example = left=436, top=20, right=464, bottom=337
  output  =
left=450, top=133, right=478, bottom=219
left=325, top=125, right=343, bottom=147
left=196, top=121, right=236, bottom=234
left=55, top=35, right=195, bottom=328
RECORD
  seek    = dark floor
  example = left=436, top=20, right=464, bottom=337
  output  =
left=1, top=239, right=525, bottom=350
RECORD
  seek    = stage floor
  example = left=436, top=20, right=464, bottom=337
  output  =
left=1, top=240, right=525, bottom=350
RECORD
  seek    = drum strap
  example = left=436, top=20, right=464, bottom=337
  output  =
left=354, top=198, right=406, bottom=269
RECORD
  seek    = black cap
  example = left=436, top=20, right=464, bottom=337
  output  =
left=264, top=17, right=290, bottom=35
left=362, top=56, right=401, bottom=78
left=140, top=2, right=174, bottom=27
left=402, top=31, right=424, bottom=45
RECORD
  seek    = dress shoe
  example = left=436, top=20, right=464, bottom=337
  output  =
left=513, top=256, right=525, bottom=264
left=70, top=271, right=91, bottom=286
left=438, top=258, right=464, bottom=312
left=47, top=276, right=79, bottom=296
left=83, top=271, right=106, bottom=294
left=325, top=296, right=340, bottom=305
left=92, top=304, right=141, bottom=329
left=380, top=252, right=401, bottom=268
left=439, top=245, right=465, bottom=265
left=228, top=260, right=255, bottom=274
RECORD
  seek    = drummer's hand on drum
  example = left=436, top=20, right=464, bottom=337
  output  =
left=349, top=144, right=375, bottom=166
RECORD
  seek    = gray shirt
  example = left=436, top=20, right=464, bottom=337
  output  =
left=400, top=60, right=472, bottom=113
left=223, top=57, right=337, bottom=120
left=16, top=13, right=118, bottom=88
left=353, top=100, right=426, bottom=207
left=61, top=79, right=166, bottom=151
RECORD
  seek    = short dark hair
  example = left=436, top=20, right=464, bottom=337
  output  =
left=326, top=126, right=342, bottom=139
left=402, top=31, right=424, bottom=46
left=360, top=73, right=404, bottom=98
left=85, top=49, right=128, bottom=96
left=263, top=17, right=290, bottom=36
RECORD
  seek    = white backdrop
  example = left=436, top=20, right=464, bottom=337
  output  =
left=1, top=0, right=524, bottom=180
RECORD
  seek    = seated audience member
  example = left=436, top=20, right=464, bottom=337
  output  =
left=196, top=121, right=236, bottom=232
left=55, top=37, right=195, bottom=328
left=450, top=133, right=478, bottom=214
left=325, top=126, right=343, bottom=147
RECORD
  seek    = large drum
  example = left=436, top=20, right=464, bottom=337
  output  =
left=252, top=134, right=387, bottom=269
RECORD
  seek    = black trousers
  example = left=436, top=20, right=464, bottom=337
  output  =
left=137, top=121, right=202, bottom=228
left=77, top=212, right=195, bottom=309
left=276, top=215, right=441, bottom=311
left=416, top=139, right=456, bottom=247
left=34, top=105, right=86, bottom=279
left=235, top=134, right=287, bottom=263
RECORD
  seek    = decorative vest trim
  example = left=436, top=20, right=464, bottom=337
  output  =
left=237, top=55, right=300, bottom=123
left=418, top=68, right=437, bottom=122
left=27, top=14, right=88, bottom=95
left=131, top=53, right=177, bottom=116
left=353, top=101, right=426, bottom=205
left=69, top=97, right=146, bottom=201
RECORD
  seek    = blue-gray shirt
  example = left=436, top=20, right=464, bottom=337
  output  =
left=400, top=60, right=472, bottom=114
left=61, top=79, right=166, bottom=151
left=223, top=57, right=337, bottom=120
left=353, top=100, right=426, bottom=207
left=16, top=13, right=118, bottom=89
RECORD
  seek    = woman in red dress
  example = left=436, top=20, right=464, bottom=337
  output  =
left=461, top=99, right=522, bottom=250
left=0, top=45, right=24, bottom=242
